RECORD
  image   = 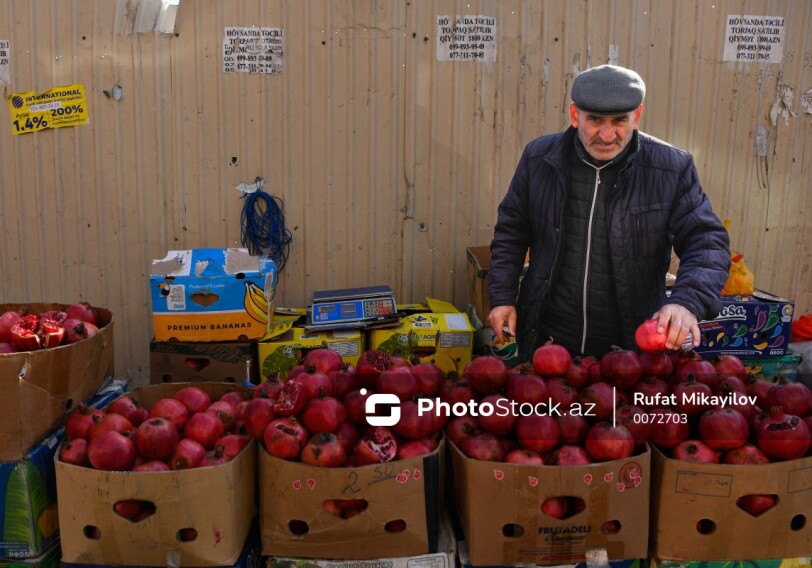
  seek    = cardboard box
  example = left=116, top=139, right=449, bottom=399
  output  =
left=266, top=513, right=456, bottom=568
left=650, top=446, right=812, bottom=560
left=449, top=441, right=650, bottom=566
left=693, top=290, right=794, bottom=358
left=258, top=325, right=365, bottom=381
left=150, top=248, right=277, bottom=342
left=456, top=539, right=646, bottom=568
left=259, top=439, right=444, bottom=559
left=149, top=339, right=259, bottom=385
left=0, top=304, right=115, bottom=462
left=56, top=383, right=257, bottom=567
left=367, top=299, right=474, bottom=375
left=0, top=542, right=61, bottom=567
left=62, top=517, right=262, bottom=568
left=741, top=348, right=803, bottom=382
left=0, top=378, right=127, bottom=559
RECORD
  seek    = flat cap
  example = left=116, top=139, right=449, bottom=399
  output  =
left=571, top=65, right=646, bottom=114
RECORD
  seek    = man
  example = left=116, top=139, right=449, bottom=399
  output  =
left=487, top=64, right=730, bottom=362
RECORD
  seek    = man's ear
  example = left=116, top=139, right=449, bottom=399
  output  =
left=569, top=103, right=579, bottom=128
left=632, top=105, right=644, bottom=128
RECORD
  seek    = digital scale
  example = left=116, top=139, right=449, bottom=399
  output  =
left=305, top=285, right=399, bottom=331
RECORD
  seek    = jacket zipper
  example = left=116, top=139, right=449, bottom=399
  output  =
left=580, top=159, right=612, bottom=354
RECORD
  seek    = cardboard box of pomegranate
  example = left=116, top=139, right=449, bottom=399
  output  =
left=0, top=303, right=115, bottom=462
left=0, top=541, right=61, bottom=567
left=56, top=383, right=257, bottom=567
left=448, top=441, right=650, bottom=566
left=150, top=248, right=277, bottom=342
left=259, top=439, right=444, bottom=559
left=149, top=339, right=259, bottom=385
left=650, top=446, right=812, bottom=561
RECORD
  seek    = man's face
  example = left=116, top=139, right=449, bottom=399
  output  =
left=569, top=103, right=643, bottom=162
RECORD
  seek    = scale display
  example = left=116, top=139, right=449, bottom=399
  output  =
left=310, top=285, right=397, bottom=325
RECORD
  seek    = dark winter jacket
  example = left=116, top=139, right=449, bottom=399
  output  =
left=488, top=127, right=731, bottom=362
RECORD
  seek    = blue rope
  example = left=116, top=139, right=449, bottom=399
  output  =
left=240, top=182, right=293, bottom=271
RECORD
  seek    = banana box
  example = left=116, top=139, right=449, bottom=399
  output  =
left=258, top=319, right=365, bottom=381
left=367, top=298, right=474, bottom=375
left=150, top=248, right=277, bottom=342
left=0, top=378, right=127, bottom=559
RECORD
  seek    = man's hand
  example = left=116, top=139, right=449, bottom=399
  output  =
left=652, top=304, right=700, bottom=350
left=488, top=306, right=517, bottom=344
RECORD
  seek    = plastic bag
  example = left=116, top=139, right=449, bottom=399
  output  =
left=721, top=219, right=755, bottom=296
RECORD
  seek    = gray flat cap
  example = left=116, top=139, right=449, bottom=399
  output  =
left=571, top=65, right=646, bottom=114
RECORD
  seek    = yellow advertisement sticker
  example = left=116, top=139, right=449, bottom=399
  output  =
left=8, top=83, right=88, bottom=135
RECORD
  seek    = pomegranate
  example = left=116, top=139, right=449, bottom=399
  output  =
left=252, top=379, right=284, bottom=400
left=219, top=391, right=245, bottom=408
left=638, top=351, right=674, bottom=380
left=579, top=382, right=616, bottom=422
left=615, top=403, right=651, bottom=446
left=756, top=407, right=811, bottom=460
left=10, top=315, right=64, bottom=350
left=541, top=497, right=569, bottom=519
left=599, top=346, right=643, bottom=389
left=295, top=369, right=333, bottom=400
left=65, top=302, right=100, bottom=326
left=354, top=426, right=398, bottom=465
left=630, top=376, right=670, bottom=408
left=169, top=438, right=207, bottom=469
left=185, top=412, right=226, bottom=450
left=746, top=376, right=775, bottom=411
left=0, top=342, right=19, bottom=354
left=107, top=395, right=148, bottom=427
left=302, top=395, right=346, bottom=434
left=135, top=417, right=180, bottom=460
left=504, top=449, right=544, bottom=465
left=505, top=373, right=547, bottom=405
left=355, top=350, right=395, bottom=387
left=464, top=356, right=508, bottom=394
left=585, top=422, right=635, bottom=462
left=550, top=445, right=592, bottom=466
left=343, top=388, right=373, bottom=425
left=698, top=408, right=750, bottom=451
left=647, top=408, right=690, bottom=449
left=89, top=413, right=134, bottom=441
left=564, top=357, right=591, bottom=389
left=301, top=433, right=347, bottom=467
left=132, top=460, right=171, bottom=472
left=59, top=438, right=89, bottom=466
left=198, top=445, right=230, bottom=467
left=336, top=422, right=361, bottom=454
left=87, top=430, right=136, bottom=471
left=445, top=416, right=480, bottom=446
left=711, top=355, right=747, bottom=381
left=634, top=318, right=668, bottom=352
left=328, top=365, right=359, bottom=400
left=243, top=398, right=277, bottom=439
left=723, top=444, right=770, bottom=465
left=376, top=366, right=417, bottom=401
left=556, top=412, right=590, bottom=446
left=737, top=494, right=777, bottom=516
left=766, top=382, right=812, bottom=417
left=273, top=379, right=310, bottom=416
left=61, top=318, right=99, bottom=344
left=515, top=414, right=560, bottom=453
left=397, top=439, right=436, bottom=460
left=672, top=440, right=719, bottom=463
left=473, top=394, right=515, bottom=436
left=440, top=376, right=478, bottom=407
left=545, top=380, right=579, bottom=411
left=460, top=433, right=505, bottom=462
left=303, top=348, right=344, bottom=374
left=718, top=375, right=747, bottom=396
left=264, top=417, right=309, bottom=459
left=393, top=400, right=436, bottom=440
left=205, top=400, right=237, bottom=430
left=148, top=398, right=190, bottom=431
left=411, top=363, right=444, bottom=396
left=532, top=339, right=572, bottom=377
left=172, top=387, right=212, bottom=414
left=671, top=379, right=714, bottom=416
left=0, top=310, right=23, bottom=342
left=66, top=404, right=106, bottom=440
left=676, top=359, right=720, bottom=392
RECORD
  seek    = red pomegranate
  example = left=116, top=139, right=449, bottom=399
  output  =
left=87, top=430, right=136, bottom=471
left=107, top=395, right=148, bottom=428
left=243, top=398, right=278, bottom=439
left=273, top=379, right=311, bottom=417
left=579, top=382, right=616, bottom=422
left=264, top=417, right=309, bottom=460
left=723, top=444, right=770, bottom=465
left=327, top=365, right=359, bottom=400
left=445, top=416, right=480, bottom=446
left=737, top=494, right=777, bottom=516
left=556, top=412, right=590, bottom=446
left=532, top=340, right=572, bottom=377
left=185, top=412, right=227, bottom=450
left=638, top=351, right=674, bottom=380
left=376, top=366, right=417, bottom=401
left=135, top=417, right=179, bottom=461
left=302, top=395, right=346, bottom=434
left=648, top=408, right=690, bottom=449
left=584, top=422, right=635, bottom=462
left=132, top=460, right=171, bottom=472
left=615, top=403, right=651, bottom=446
left=460, top=433, right=505, bottom=462
left=61, top=319, right=99, bottom=344
left=303, top=348, right=344, bottom=374
left=59, top=438, right=89, bottom=466
left=671, top=379, right=714, bottom=416
left=541, top=497, right=569, bottom=519
left=599, top=346, right=643, bottom=389
left=672, top=440, right=719, bottom=463
left=169, top=438, right=207, bottom=469
left=506, top=373, right=547, bottom=405
left=564, top=357, right=592, bottom=389
left=629, top=377, right=670, bottom=408
left=545, top=380, right=579, bottom=412
left=89, top=413, right=134, bottom=441
left=393, top=400, right=436, bottom=440
left=148, top=398, right=190, bottom=431
left=173, top=386, right=212, bottom=414
left=10, top=315, right=64, bottom=350
left=756, top=407, right=811, bottom=460
left=711, top=355, right=747, bottom=381
left=410, top=363, right=444, bottom=396
left=66, top=404, right=106, bottom=440
left=253, top=379, right=284, bottom=400
left=474, top=394, right=516, bottom=437
left=464, top=356, right=508, bottom=394
left=676, top=359, right=720, bottom=392
left=354, top=426, right=398, bottom=465
left=301, top=432, right=347, bottom=467
left=343, top=388, right=373, bottom=425
left=698, top=408, right=750, bottom=451
left=504, top=449, right=544, bottom=465
left=65, top=302, right=100, bottom=326
left=295, top=369, right=333, bottom=400
left=439, top=376, right=478, bottom=407
left=355, top=350, right=395, bottom=388
left=550, top=445, right=592, bottom=466
left=0, top=310, right=23, bottom=343
left=397, top=439, right=436, bottom=460
left=515, top=414, right=560, bottom=453
left=766, top=382, right=812, bottom=417
left=634, top=318, right=668, bottom=352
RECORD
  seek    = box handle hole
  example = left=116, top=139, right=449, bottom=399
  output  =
left=177, top=528, right=198, bottom=542
left=696, top=519, right=716, bottom=534
left=83, top=525, right=101, bottom=540
left=324, top=499, right=368, bottom=519
left=289, top=520, right=309, bottom=535
left=736, top=494, right=778, bottom=517
left=791, top=514, right=806, bottom=531
left=600, top=519, right=622, bottom=534
left=501, top=523, right=525, bottom=538
left=113, top=500, right=156, bottom=522
left=541, top=496, right=583, bottom=520
left=384, top=519, right=406, bottom=533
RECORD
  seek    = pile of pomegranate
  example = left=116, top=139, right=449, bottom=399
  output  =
left=0, top=302, right=102, bottom=353
left=448, top=319, right=812, bottom=469
left=59, top=387, right=252, bottom=472
left=246, top=348, right=446, bottom=467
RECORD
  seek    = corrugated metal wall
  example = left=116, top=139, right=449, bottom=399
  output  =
left=0, top=0, right=810, bottom=385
